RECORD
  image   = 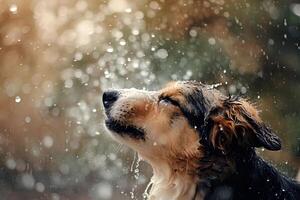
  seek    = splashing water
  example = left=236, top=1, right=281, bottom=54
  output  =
left=130, top=152, right=141, bottom=180
left=143, top=180, right=153, bottom=199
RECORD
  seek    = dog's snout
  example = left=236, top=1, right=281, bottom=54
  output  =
left=103, top=90, right=119, bottom=109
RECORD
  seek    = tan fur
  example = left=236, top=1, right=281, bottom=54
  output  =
left=104, top=81, right=274, bottom=200
left=105, top=86, right=203, bottom=200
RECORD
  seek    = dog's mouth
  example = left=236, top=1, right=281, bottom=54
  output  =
left=105, top=118, right=145, bottom=140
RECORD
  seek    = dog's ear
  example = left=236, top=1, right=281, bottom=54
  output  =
left=208, top=98, right=281, bottom=153
left=237, top=101, right=281, bottom=151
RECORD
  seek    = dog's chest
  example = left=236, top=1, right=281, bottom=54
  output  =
left=147, top=175, right=203, bottom=200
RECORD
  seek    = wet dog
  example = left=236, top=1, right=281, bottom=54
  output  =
left=103, top=81, right=300, bottom=200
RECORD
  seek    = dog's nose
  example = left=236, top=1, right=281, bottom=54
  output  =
left=102, top=90, right=119, bottom=109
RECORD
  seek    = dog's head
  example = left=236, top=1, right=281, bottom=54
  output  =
left=103, top=81, right=281, bottom=176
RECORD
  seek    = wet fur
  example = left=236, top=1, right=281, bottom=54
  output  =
left=103, top=81, right=300, bottom=200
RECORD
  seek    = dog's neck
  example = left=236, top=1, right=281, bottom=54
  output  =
left=147, top=161, right=198, bottom=200
left=145, top=159, right=203, bottom=200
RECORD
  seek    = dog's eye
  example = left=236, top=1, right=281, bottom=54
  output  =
left=159, top=98, right=172, bottom=105
left=158, top=97, right=180, bottom=107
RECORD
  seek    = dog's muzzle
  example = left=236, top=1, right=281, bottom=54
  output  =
left=102, top=89, right=145, bottom=140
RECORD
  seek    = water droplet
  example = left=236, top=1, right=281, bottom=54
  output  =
left=6, top=158, right=16, bottom=170
left=15, top=96, right=21, bottom=103
left=35, top=182, right=45, bottom=192
left=132, top=29, right=139, bottom=35
left=43, top=136, right=54, bottom=148
left=155, top=49, right=168, bottom=59
left=94, top=182, right=112, bottom=199
left=125, top=8, right=132, bottom=13
left=241, top=87, right=247, bottom=94
left=9, top=4, right=18, bottom=14
left=21, top=174, right=35, bottom=189
left=268, top=39, right=274, bottom=45
left=106, top=47, right=114, bottom=53
left=64, top=79, right=73, bottom=88
left=189, top=29, right=197, bottom=37
left=290, top=4, right=300, bottom=17
left=208, top=37, right=216, bottom=45
left=25, top=116, right=31, bottom=123
left=74, top=52, right=83, bottom=61
left=149, top=1, right=160, bottom=10
left=120, top=39, right=126, bottom=46
left=283, top=18, right=287, bottom=26
left=104, top=70, right=111, bottom=78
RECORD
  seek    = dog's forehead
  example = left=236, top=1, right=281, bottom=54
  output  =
left=161, top=81, right=200, bottom=96
left=161, top=81, right=224, bottom=105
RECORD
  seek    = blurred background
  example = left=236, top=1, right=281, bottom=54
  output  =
left=0, top=0, right=299, bottom=199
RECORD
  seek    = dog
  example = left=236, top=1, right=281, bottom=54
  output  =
left=103, top=81, right=300, bottom=200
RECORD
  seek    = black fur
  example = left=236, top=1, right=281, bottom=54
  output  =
left=180, top=82, right=300, bottom=200
left=205, top=150, right=300, bottom=200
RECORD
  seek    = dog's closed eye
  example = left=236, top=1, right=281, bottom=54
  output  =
left=158, top=96, right=180, bottom=107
